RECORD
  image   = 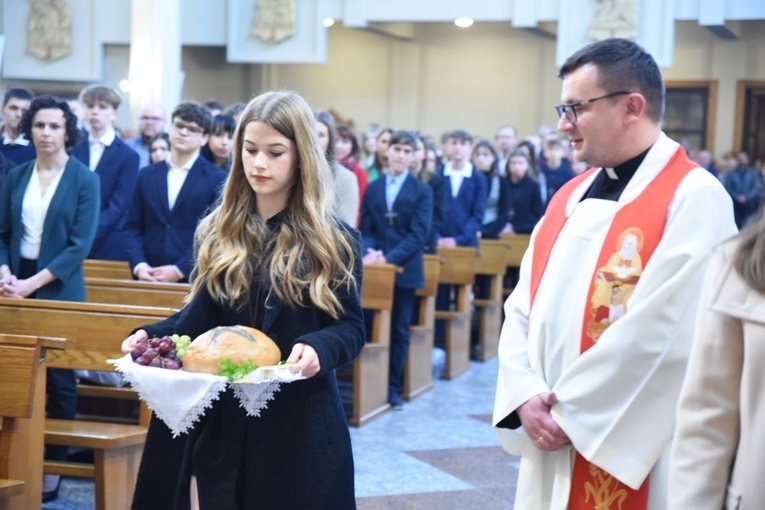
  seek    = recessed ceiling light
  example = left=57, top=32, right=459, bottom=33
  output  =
left=323, top=17, right=335, bottom=28
left=455, top=18, right=473, bottom=28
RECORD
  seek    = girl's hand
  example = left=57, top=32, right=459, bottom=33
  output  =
left=121, top=329, right=148, bottom=353
left=286, top=343, right=320, bottom=378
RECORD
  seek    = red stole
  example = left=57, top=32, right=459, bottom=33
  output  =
left=529, top=147, right=696, bottom=509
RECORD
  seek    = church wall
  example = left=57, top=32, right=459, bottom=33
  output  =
left=1, top=1, right=765, bottom=155
left=665, top=20, right=765, bottom=156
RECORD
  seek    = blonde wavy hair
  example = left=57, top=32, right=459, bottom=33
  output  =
left=188, top=90, right=357, bottom=319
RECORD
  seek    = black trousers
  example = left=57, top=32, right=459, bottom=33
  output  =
left=388, top=286, right=417, bottom=399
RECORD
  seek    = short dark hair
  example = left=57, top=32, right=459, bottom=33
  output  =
left=204, top=99, right=224, bottom=112
left=19, top=95, right=81, bottom=149
left=3, top=88, right=34, bottom=107
left=559, top=38, right=664, bottom=123
left=171, top=101, right=213, bottom=134
left=389, top=130, right=417, bottom=150
left=79, top=85, right=121, bottom=109
left=449, top=129, right=472, bottom=143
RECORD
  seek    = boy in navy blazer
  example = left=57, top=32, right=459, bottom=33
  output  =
left=0, top=88, right=36, bottom=165
left=436, top=129, right=487, bottom=248
left=434, top=130, right=487, bottom=342
left=72, top=85, right=140, bottom=261
left=124, top=101, right=227, bottom=282
left=361, top=131, right=432, bottom=407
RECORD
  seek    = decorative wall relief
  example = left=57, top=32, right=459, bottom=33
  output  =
left=251, top=0, right=295, bottom=44
left=27, top=0, right=72, bottom=61
left=588, top=0, right=640, bottom=41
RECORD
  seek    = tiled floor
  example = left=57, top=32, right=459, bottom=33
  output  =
left=43, top=355, right=520, bottom=509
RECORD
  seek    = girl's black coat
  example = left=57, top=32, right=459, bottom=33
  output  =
left=131, top=230, right=364, bottom=510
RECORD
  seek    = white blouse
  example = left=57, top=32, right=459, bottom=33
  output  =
left=20, top=164, right=66, bottom=260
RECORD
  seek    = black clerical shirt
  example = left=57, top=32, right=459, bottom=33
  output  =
left=581, top=147, right=652, bottom=202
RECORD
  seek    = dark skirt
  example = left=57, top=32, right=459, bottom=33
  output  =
left=132, top=377, right=356, bottom=510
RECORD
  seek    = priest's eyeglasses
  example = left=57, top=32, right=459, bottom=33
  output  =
left=555, top=91, right=630, bottom=124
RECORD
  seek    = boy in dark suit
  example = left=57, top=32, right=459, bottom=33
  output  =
left=124, top=101, right=227, bottom=282
left=436, top=129, right=487, bottom=248
left=361, top=130, right=432, bottom=408
left=434, top=130, right=487, bottom=342
left=0, top=88, right=36, bottom=165
left=72, top=85, right=140, bottom=261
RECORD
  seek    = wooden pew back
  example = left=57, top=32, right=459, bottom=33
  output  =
left=436, top=246, right=477, bottom=285
left=502, top=234, right=531, bottom=268
left=86, top=277, right=189, bottom=309
left=83, top=259, right=134, bottom=280
left=404, top=254, right=441, bottom=400
left=0, top=299, right=175, bottom=372
left=0, top=334, right=66, bottom=507
left=345, top=263, right=398, bottom=426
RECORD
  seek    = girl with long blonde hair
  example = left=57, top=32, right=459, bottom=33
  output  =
left=125, top=90, right=364, bottom=510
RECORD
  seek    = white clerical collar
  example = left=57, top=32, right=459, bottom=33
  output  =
left=2, top=133, right=30, bottom=146
left=604, top=167, right=618, bottom=180
left=88, top=126, right=116, bottom=147
left=443, top=161, right=473, bottom=178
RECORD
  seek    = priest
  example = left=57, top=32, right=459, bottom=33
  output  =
left=493, top=38, right=737, bottom=509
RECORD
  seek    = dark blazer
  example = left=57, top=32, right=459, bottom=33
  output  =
left=361, top=172, right=432, bottom=289
left=508, top=175, right=544, bottom=234
left=425, top=171, right=445, bottom=254
left=124, top=156, right=227, bottom=280
left=436, top=165, right=487, bottom=247
left=0, top=141, right=36, bottom=166
left=481, top=173, right=511, bottom=239
left=0, top=158, right=99, bottom=301
left=131, top=226, right=364, bottom=510
left=72, top=133, right=140, bottom=260
left=0, top=152, right=17, bottom=195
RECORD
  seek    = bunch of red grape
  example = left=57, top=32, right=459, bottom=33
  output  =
left=131, top=335, right=184, bottom=370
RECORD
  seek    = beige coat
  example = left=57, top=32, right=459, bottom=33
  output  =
left=670, top=239, right=765, bottom=510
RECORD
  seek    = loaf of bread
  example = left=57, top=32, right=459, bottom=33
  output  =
left=183, top=325, right=281, bottom=374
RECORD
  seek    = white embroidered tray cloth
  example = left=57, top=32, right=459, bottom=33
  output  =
left=110, top=354, right=303, bottom=437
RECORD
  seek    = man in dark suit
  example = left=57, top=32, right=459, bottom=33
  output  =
left=124, top=101, right=227, bottom=282
left=0, top=88, right=36, bottom=165
left=72, top=85, right=140, bottom=261
left=361, top=130, right=432, bottom=408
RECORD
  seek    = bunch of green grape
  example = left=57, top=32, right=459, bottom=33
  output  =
left=171, top=334, right=192, bottom=358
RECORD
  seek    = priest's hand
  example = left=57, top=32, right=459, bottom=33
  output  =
left=518, top=392, right=571, bottom=451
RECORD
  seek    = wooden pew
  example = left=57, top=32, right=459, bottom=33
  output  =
left=501, top=234, right=531, bottom=297
left=80, top=279, right=188, bottom=425
left=0, top=298, right=175, bottom=510
left=473, top=239, right=510, bottom=361
left=83, top=260, right=133, bottom=280
left=403, top=254, right=440, bottom=401
left=435, top=246, right=477, bottom=379
left=341, top=263, right=398, bottom=426
left=0, top=334, right=66, bottom=510
left=86, top=278, right=188, bottom=309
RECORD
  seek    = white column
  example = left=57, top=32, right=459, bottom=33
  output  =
left=128, top=0, right=183, bottom=129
